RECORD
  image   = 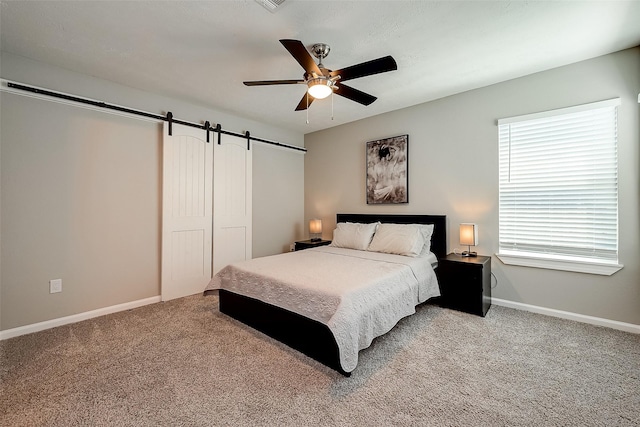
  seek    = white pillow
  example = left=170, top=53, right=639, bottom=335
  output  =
left=417, top=224, right=435, bottom=255
left=367, top=223, right=426, bottom=257
left=330, top=222, right=379, bottom=251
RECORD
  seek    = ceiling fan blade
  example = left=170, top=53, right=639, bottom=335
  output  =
left=330, top=56, right=397, bottom=82
left=280, top=39, right=322, bottom=76
left=334, top=83, right=377, bottom=106
left=243, top=79, right=303, bottom=86
left=294, top=92, right=315, bottom=111
left=296, top=92, right=315, bottom=111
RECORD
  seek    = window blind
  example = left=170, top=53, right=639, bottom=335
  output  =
left=498, top=99, right=620, bottom=263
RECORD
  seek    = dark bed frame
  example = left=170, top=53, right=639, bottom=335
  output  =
left=218, top=213, right=447, bottom=376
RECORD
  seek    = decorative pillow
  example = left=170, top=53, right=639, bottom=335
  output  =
left=367, top=223, right=426, bottom=257
left=330, top=222, right=379, bottom=251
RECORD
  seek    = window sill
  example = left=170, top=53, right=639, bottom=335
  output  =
left=496, top=252, right=623, bottom=276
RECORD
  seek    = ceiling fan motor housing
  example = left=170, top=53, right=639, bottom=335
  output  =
left=311, top=43, right=331, bottom=62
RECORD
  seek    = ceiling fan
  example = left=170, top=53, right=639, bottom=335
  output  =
left=243, top=39, right=398, bottom=111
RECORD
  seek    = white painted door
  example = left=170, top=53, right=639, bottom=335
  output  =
left=213, top=133, right=252, bottom=274
left=161, top=122, right=213, bottom=301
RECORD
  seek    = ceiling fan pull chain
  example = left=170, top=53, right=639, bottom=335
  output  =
left=306, top=93, right=310, bottom=124
left=331, top=91, right=334, bottom=121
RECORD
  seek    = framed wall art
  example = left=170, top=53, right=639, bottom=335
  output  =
left=366, top=134, right=408, bottom=204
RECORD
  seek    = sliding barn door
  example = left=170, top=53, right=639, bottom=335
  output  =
left=161, top=123, right=213, bottom=301
left=213, top=134, right=252, bottom=274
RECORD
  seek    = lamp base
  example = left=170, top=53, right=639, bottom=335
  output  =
left=461, top=251, right=477, bottom=257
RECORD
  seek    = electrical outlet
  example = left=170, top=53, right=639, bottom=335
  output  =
left=49, top=279, right=62, bottom=294
left=289, top=243, right=295, bottom=252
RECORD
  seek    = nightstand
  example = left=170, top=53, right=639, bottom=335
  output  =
left=294, top=239, right=331, bottom=251
left=438, top=253, right=491, bottom=317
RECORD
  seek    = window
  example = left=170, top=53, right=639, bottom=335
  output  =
left=497, top=99, right=622, bottom=275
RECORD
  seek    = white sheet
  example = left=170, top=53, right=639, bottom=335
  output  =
left=205, top=246, right=440, bottom=372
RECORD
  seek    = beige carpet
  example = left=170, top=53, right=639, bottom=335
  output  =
left=1, top=293, right=638, bottom=426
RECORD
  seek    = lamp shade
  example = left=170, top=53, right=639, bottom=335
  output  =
left=309, top=219, right=323, bottom=235
left=460, top=223, right=478, bottom=246
left=307, top=79, right=332, bottom=99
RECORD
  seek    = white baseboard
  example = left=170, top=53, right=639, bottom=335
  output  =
left=0, top=296, right=161, bottom=341
left=4, top=295, right=637, bottom=340
left=492, top=298, right=640, bottom=334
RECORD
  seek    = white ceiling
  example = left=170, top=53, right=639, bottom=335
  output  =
left=1, top=1, right=639, bottom=135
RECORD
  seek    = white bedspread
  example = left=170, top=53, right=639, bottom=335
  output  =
left=205, top=246, right=440, bottom=372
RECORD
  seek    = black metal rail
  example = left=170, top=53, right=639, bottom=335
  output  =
left=6, top=82, right=307, bottom=153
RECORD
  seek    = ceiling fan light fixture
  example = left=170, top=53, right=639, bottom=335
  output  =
left=307, top=78, right=333, bottom=99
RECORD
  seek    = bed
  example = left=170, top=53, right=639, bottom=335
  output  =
left=205, top=213, right=447, bottom=375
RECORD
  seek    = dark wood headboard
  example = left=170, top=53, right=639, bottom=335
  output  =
left=336, top=213, right=447, bottom=259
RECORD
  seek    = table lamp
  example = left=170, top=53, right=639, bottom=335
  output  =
left=309, top=219, right=323, bottom=242
left=460, top=223, right=478, bottom=257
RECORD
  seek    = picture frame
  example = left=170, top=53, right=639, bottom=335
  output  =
left=366, top=134, right=409, bottom=204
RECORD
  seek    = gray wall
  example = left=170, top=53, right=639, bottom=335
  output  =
left=304, top=47, right=640, bottom=326
left=0, top=53, right=305, bottom=331
left=252, top=144, right=306, bottom=256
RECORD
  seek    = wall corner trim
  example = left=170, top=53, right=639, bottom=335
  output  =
left=492, top=298, right=640, bottom=334
left=0, top=296, right=162, bottom=341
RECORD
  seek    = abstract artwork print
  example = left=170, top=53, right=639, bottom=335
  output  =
left=366, top=135, right=408, bottom=204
